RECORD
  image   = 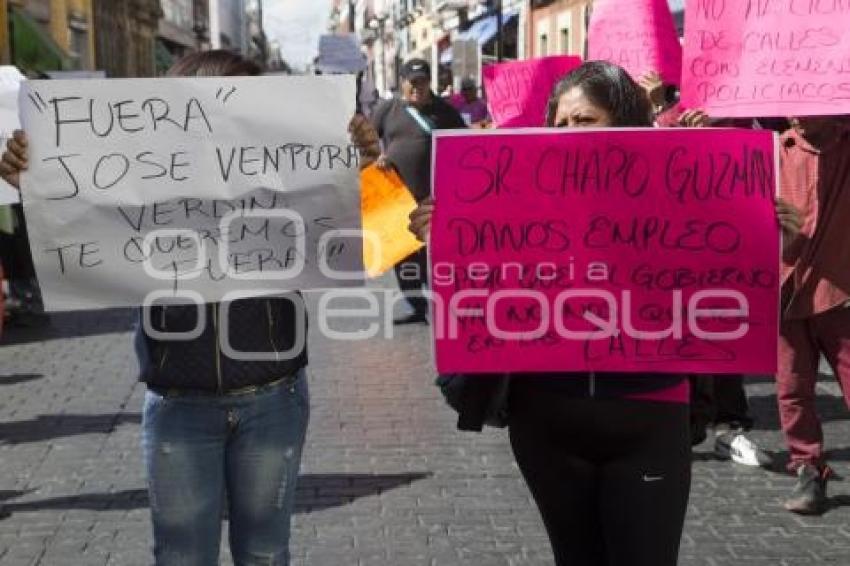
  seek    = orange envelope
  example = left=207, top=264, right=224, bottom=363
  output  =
left=360, top=164, right=424, bottom=277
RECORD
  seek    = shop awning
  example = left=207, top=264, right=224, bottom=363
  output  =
left=440, top=9, right=519, bottom=64
left=456, top=9, right=518, bottom=47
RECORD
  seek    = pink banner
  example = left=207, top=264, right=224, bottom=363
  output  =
left=681, top=0, right=850, bottom=117
left=588, top=0, right=683, bottom=85
left=483, top=56, right=582, bottom=128
left=430, top=129, right=780, bottom=374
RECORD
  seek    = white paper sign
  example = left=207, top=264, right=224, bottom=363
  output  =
left=45, top=70, right=107, bottom=80
left=317, top=34, right=367, bottom=74
left=0, top=66, right=25, bottom=205
left=19, top=75, right=363, bottom=311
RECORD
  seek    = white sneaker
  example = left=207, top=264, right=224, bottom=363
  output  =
left=715, top=432, right=773, bottom=468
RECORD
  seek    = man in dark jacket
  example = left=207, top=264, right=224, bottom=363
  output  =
left=371, top=59, right=466, bottom=324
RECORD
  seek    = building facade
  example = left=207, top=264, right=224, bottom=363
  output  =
left=207, top=0, right=269, bottom=67
left=243, top=0, right=267, bottom=65
left=2, top=0, right=97, bottom=73
left=405, top=0, right=525, bottom=92
left=329, top=0, right=688, bottom=97
left=328, top=0, right=399, bottom=96
left=156, top=0, right=210, bottom=72
left=528, top=0, right=685, bottom=61
left=329, top=1, right=525, bottom=96
left=91, top=0, right=161, bottom=78
left=0, top=0, right=270, bottom=76
left=528, top=0, right=590, bottom=59
left=216, top=0, right=246, bottom=52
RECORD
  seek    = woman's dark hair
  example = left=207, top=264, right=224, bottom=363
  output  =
left=544, top=61, right=653, bottom=127
left=166, top=50, right=262, bottom=78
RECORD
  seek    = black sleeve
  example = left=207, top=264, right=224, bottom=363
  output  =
left=436, top=99, right=468, bottom=129
left=370, top=99, right=391, bottom=138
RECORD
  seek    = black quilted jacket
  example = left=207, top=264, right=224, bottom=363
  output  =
left=135, top=294, right=307, bottom=392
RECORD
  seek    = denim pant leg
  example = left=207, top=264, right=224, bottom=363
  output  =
left=142, top=390, right=228, bottom=566
left=226, top=372, right=310, bottom=566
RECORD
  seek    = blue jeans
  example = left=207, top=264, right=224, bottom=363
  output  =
left=142, top=371, right=309, bottom=566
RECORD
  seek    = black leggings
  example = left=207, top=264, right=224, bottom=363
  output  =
left=508, top=385, right=691, bottom=566
left=393, top=247, right=429, bottom=315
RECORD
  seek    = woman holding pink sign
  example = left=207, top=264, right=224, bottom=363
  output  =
left=411, top=60, right=692, bottom=566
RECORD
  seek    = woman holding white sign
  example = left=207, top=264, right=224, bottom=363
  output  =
left=412, top=61, right=805, bottom=566
left=0, top=51, right=311, bottom=566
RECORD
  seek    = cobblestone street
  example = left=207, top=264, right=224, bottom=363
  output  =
left=0, top=287, right=849, bottom=565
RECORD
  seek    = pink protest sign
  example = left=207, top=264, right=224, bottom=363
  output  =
left=430, top=129, right=780, bottom=375
left=483, top=56, right=582, bottom=128
left=588, top=0, right=683, bottom=85
left=681, top=0, right=850, bottom=117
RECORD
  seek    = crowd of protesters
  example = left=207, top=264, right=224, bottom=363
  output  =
left=393, top=59, right=848, bottom=564
left=0, top=38, right=848, bottom=566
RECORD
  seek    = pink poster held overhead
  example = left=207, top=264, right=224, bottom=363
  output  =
left=430, top=129, right=780, bottom=375
left=681, top=0, right=850, bottom=117
left=483, top=56, right=582, bottom=128
left=588, top=0, right=683, bottom=85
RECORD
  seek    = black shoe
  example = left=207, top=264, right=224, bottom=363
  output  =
left=690, top=426, right=707, bottom=447
left=393, top=312, right=428, bottom=325
left=784, top=464, right=828, bottom=515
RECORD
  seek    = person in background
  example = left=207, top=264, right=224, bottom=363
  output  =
left=654, top=105, right=774, bottom=469
left=0, top=202, right=46, bottom=327
left=370, top=58, right=466, bottom=325
left=452, top=78, right=490, bottom=127
left=690, top=374, right=773, bottom=468
left=777, top=114, right=850, bottom=515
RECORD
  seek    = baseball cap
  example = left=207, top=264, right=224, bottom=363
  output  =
left=400, top=58, right=431, bottom=81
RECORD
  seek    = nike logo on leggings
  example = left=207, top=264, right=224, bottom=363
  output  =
left=642, top=474, right=664, bottom=482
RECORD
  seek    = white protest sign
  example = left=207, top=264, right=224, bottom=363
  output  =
left=316, top=34, right=367, bottom=74
left=0, top=66, right=25, bottom=205
left=19, top=75, right=363, bottom=311
left=45, top=70, right=107, bottom=80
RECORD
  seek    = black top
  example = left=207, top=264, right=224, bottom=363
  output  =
left=371, top=95, right=466, bottom=201
left=136, top=296, right=307, bottom=393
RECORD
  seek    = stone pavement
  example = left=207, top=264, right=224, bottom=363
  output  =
left=0, top=289, right=849, bottom=566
